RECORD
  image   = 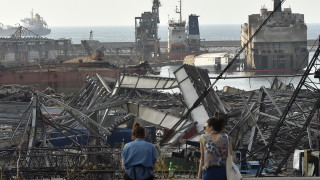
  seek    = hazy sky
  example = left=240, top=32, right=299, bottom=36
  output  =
left=0, top=0, right=319, bottom=27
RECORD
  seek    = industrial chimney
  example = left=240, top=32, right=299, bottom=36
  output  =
left=274, top=0, right=282, bottom=12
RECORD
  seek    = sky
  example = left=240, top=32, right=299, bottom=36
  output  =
left=0, top=0, right=319, bottom=27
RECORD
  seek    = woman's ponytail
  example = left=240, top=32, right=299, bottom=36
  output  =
left=132, top=122, right=145, bottom=139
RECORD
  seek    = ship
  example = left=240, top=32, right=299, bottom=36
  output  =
left=0, top=10, right=51, bottom=36
left=241, top=0, right=308, bottom=71
left=160, top=0, right=201, bottom=60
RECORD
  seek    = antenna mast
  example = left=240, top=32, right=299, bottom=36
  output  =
left=175, top=0, right=182, bottom=23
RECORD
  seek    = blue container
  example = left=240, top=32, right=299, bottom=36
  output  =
left=145, top=126, right=156, bottom=144
left=106, top=128, right=132, bottom=147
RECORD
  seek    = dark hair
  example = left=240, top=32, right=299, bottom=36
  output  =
left=207, top=114, right=226, bottom=132
left=132, top=122, right=145, bottom=139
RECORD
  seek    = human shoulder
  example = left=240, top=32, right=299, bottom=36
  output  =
left=221, top=133, right=229, bottom=142
left=123, top=141, right=134, bottom=149
left=145, top=141, right=156, bottom=148
left=199, top=134, right=208, bottom=143
left=221, top=133, right=228, bottom=138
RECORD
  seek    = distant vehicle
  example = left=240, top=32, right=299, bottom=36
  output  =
left=0, top=10, right=51, bottom=36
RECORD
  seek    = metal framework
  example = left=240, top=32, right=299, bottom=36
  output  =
left=134, top=0, right=161, bottom=61
left=257, top=36, right=320, bottom=176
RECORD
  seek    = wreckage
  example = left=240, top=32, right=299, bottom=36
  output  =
left=0, top=33, right=319, bottom=178
left=0, top=0, right=319, bottom=178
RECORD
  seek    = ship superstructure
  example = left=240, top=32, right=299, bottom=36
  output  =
left=241, top=0, right=308, bottom=71
left=188, top=14, right=201, bottom=52
left=0, top=10, right=51, bottom=36
left=20, top=10, right=51, bottom=36
left=168, top=0, right=188, bottom=53
left=165, top=0, right=200, bottom=60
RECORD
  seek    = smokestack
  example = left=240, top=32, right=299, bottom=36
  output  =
left=188, top=15, right=199, bottom=36
left=274, top=0, right=282, bottom=12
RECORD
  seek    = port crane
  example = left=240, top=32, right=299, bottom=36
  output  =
left=11, top=26, right=41, bottom=38
left=81, top=40, right=93, bottom=56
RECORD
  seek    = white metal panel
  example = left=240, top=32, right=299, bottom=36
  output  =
left=174, top=68, right=198, bottom=108
left=121, top=103, right=181, bottom=129
left=136, top=78, right=159, bottom=88
left=121, top=76, right=139, bottom=88
left=167, top=132, right=184, bottom=144
left=126, top=103, right=139, bottom=115
left=160, top=114, right=181, bottom=129
left=138, top=106, right=165, bottom=125
left=155, top=80, right=168, bottom=89
left=193, top=107, right=210, bottom=132
left=174, top=67, right=210, bottom=133
left=114, top=74, right=178, bottom=90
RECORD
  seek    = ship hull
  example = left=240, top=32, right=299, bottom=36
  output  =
left=0, top=62, right=148, bottom=92
left=29, top=28, right=51, bottom=36
left=0, top=28, right=51, bottom=36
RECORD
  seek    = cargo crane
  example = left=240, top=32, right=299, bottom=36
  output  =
left=81, top=40, right=93, bottom=56
left=81, top=40, right=104, bottom=60
left=11, top=26, right=41, bottom=38
left=134, top=0, right=161, bottom=61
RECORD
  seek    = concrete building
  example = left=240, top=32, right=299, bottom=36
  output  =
left=0, top=37, right=72, bottom=67
left=241, top=0, right=308, bottom=71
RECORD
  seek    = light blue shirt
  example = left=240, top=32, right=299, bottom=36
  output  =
left=121, top=139, right=157, bottom=180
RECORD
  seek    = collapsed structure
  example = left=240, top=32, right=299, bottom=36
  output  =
left=0, top=0, right=319, bottom=179
left=0, top=32, right=319, bottom=177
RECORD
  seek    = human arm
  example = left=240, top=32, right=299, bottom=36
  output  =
left=152, top=145, right=157, bottom=166
left=198, top=140, right=204, bottom=179
left=121, top=145, right=127, bottom=170
left=121, top=158, right=125, bottom=170
left=227, top=135, right=233, bottom=155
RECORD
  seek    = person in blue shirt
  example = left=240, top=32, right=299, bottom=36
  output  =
left=121, top=122, right=157, bottom=180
